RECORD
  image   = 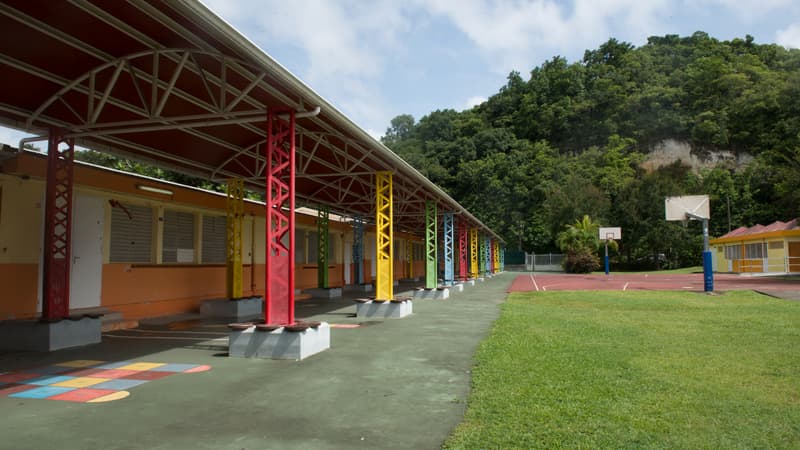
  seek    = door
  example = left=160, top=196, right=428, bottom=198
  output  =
left=789, top=242, right=800, bottom=273
left=69, top=194, right=104, bottom=309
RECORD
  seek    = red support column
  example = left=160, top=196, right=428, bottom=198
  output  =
left=265, top=109, right=296, bottom=326
left=42, top=129, right=75, bottom=321
left=458, top=220, right=468, bottom=281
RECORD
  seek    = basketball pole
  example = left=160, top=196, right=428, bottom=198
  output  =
left=687, top=211, right=713, bottom=292
left=604, top=240, right=610, bottom=275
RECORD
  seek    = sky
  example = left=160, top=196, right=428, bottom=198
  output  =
left=2, top=0, right=799, bottom=147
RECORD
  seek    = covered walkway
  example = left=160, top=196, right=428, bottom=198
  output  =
left=0, top=274, right=513, bottom=449
left=0, top=0, right=505, bottom=346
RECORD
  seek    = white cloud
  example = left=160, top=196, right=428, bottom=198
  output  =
left=776, top=24, right=800, bottom=48
left=202, top=0, right=410, bottom=135
left=464, top=96, right=487, bottom=110
left=414, top=0, right=671, bottom=73
left=691, top=0, right=794, bottom=21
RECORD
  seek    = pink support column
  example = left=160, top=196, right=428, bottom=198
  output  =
left=42, top=129, right=75, bottom=321
left=264, top=109, right=295, bottom=325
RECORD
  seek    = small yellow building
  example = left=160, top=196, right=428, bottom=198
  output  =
left=710, top=219, right=800, bottom=274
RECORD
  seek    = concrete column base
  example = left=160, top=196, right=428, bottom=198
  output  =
left=229, top=322, right=330, bottom=360
left=413, top=288, right=450, bottom=300
left=200, top=296, right=262, bottom=320
left=356, top=300, right=412, bottom=319
left=304, top=287, right=343, bottom=299
left=451, top=283, right=464, bottom=293
left=466, top=279, right=476, bottom=286
left=345, top=284, right=373, bottom=293
left=0, top=317, right=102, bottom=351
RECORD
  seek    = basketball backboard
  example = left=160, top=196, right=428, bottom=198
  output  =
left=599, top=227, right=621, bottom=240
left=665, top=195, right=709, bottom=221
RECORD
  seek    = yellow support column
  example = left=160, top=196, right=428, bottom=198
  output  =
left=375, top=171, right=393, bottom=300
left=226, top=179, right=244, bottom=298
left=470, top=228, right=479, bottom=279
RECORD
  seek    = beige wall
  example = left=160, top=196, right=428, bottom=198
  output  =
left=0, top=176, right=43, bottom=264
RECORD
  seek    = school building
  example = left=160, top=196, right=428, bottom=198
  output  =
left=0, top=149, right=435, bottom=324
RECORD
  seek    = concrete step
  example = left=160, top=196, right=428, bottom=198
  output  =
left=101, top=318, right=139, bottom=332
left=138, top=312, right=205, bottom=330
left=68, top=307, right=138, bottom=332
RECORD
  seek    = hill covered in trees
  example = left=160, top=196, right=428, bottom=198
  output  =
left=382, top=32, right=800, bottom=268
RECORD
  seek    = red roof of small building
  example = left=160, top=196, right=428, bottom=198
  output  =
left=717, top=219, right=799, bottom=239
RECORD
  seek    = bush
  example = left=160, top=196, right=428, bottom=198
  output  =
left=562, top=250, right=601, bottom=273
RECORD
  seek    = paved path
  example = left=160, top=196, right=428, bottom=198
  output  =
left=0, top=274, right=513, bottom=450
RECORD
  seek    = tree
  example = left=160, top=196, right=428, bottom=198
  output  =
left=556, top=215, right=601, bottom=273
left=381, top=114, right=415, bottom=148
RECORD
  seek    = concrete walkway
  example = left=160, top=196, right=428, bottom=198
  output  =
left=0, top=273, right=513, bottom=450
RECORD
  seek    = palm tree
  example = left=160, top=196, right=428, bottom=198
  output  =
left=556, top=215, right=600, bottom=253
left=556, top=215, right=603, bottom=273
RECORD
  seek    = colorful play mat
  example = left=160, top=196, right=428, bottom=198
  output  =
left=0, top=359, right=211, bottom=403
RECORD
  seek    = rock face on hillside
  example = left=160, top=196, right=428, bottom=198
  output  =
left=642, top=139, right=753, bottom=172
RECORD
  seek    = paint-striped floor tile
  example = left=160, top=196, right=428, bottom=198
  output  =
left=52, top=377, right=111, bottom=388
left=10, top=386, right=74, bottom=399
left=25, top=375, right=75, bottom=386
left=0, top=372, right=41, bottom=383
left=49, top=388, right=119, bottom=402
left=55, top=360, right=105, bottom=368
left=116, top=362, right=166, bottom=371
left=1, top=360, right=211, bottom=403
left=149, top=363, right=199, bottom=372
left=90, top=379, right=148, bottom=390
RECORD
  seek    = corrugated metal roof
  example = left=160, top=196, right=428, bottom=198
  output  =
left=717, top=219, right=800, bottom=239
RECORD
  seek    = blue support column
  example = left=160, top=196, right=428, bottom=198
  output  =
left=484, top=237, right=491, bottom=275
left=352, top=215, right=364, bottom=285
left=443, top=212, right=454, bottom=286
left=500, top=247, right=505, bottom=271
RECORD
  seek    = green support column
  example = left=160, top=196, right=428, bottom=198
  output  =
left=317, top=205, right=329, bottom=289
left=425, top=201, right=437, bottom=289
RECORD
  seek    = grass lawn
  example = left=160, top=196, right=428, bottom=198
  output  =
left=444, top=290, right=800, bottom=449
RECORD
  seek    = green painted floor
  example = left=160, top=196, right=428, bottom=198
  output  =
left=0, top=273, right=512, bottom=450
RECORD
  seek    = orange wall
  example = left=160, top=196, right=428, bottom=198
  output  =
left=295, top=264, right=345, bottom=289
left=100, top=262, right=352, bottom=319
left=101, top=264, right=228, bottom=319
left=0, top=264, right=38, bottom=319
left=348, top=260, right=373, bottom=284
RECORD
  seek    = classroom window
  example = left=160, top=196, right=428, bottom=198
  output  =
left=110, top=203, right=153, bottom=263
left=201, top=215, right=226, bottom=264
left=744, top=242, right=767, bottom=259
left=163, top=210, right=195, bottom=263
left=723, top=245, right=739, bottom=260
